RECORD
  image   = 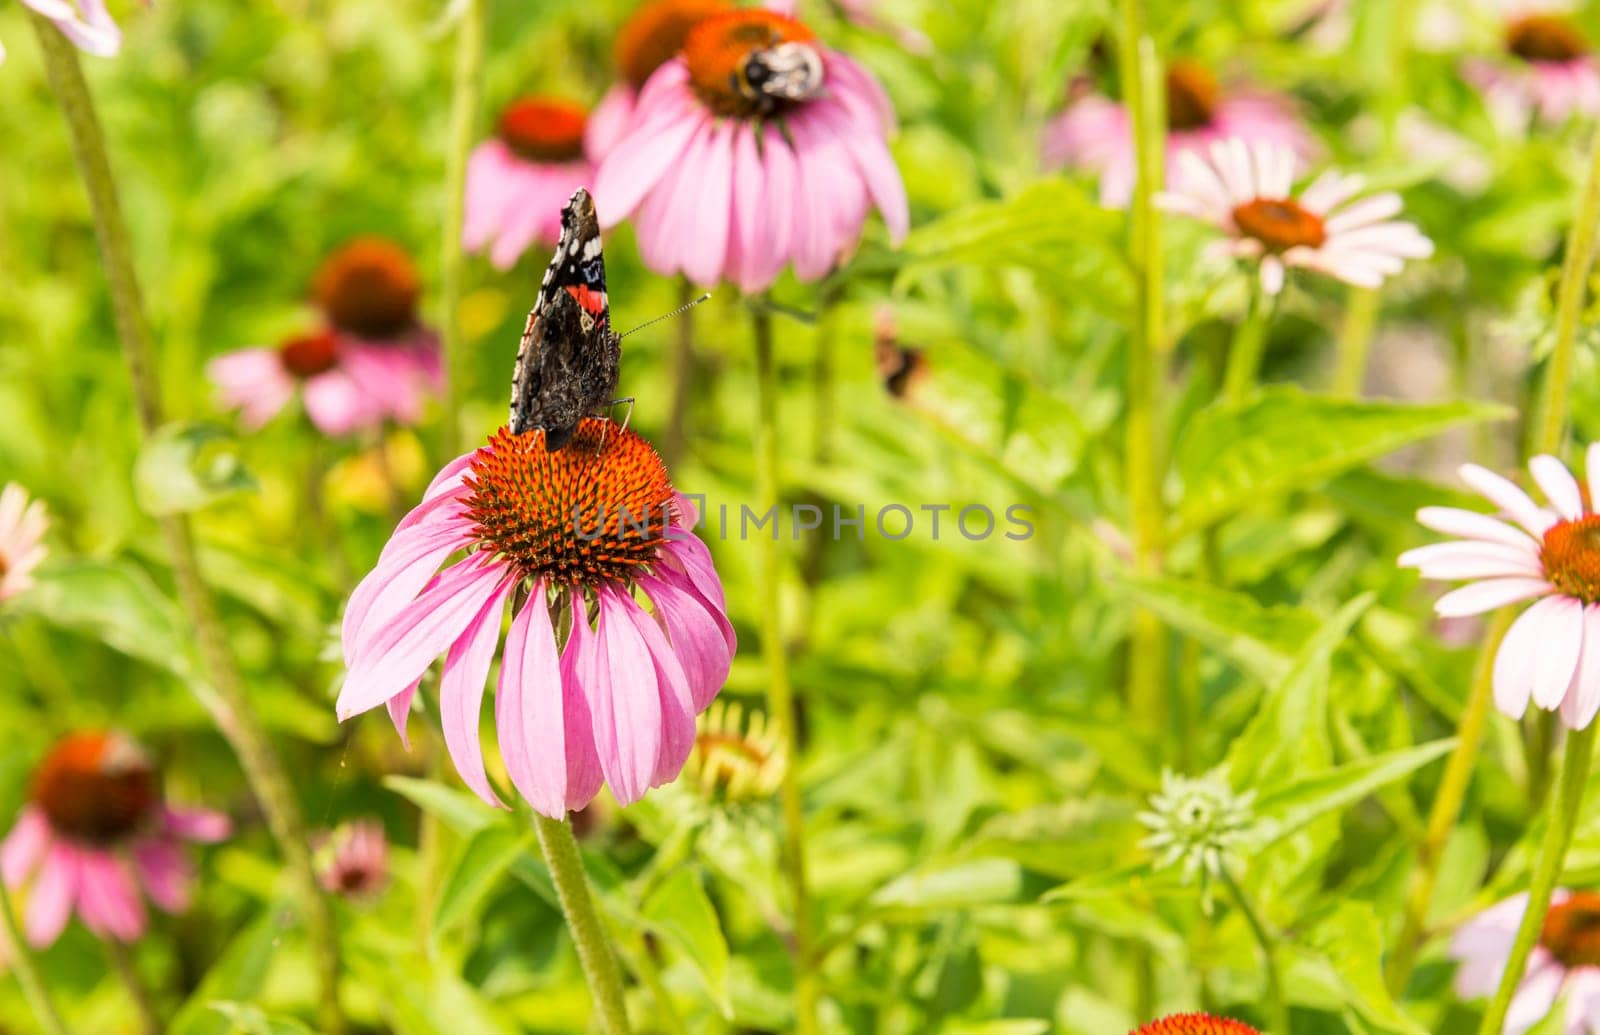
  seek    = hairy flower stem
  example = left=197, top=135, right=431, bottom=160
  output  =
left=1388, top=119, right=1600, bottom=998
left=533, top=814, right=632, bottom=1034
left=1117, top=0, right=1168, bottom=734
left=0, top=880, right=69, bottom=1035
left=1477, top=726, right=1598, bottom=1034
left=751, top=305, right=820, bottom=1035
left=1220, top=865, right=1290, bottom=1035
left=440, top=0, right=484, bottom=460
left=1331, top=287, right=1380, bottom=398
left=30, top=19, right=346, bottom=1032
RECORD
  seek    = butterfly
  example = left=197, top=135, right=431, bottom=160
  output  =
left=508, top=187, right=622, bottom=451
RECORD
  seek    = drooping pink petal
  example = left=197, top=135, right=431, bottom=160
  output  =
left=388, top=680, right=420, bottom=749
left=133, top=838, right=194, bottom=913
left=497, top=583, right=568, bottom=818
left=1504, top=956, right=1565, bottom=1032
left=585, top=586, right=664, bottom=806
left=639, top=571, right=732, bottom=710
left=438, top=574, right=515, bottom=808
left=617, top=594, right=696, bottom=786
left=26, top=842, right=79, bottom=947
left=342, top=523, right=471, bottom=666
left=593, top=78, right=705, bottom=228
left=160, top=807, right=232, bottom=844
left=1, top=808, right=50, bottom=887
left=75, top=850, right=146, bottom=942
left=559, top=593, right=606, bottom=811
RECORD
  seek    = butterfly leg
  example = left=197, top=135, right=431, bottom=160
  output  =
left=593, top=399, right=635, bottom=452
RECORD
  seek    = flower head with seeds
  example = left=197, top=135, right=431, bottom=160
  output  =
left=1401, top=449, right=1600, bottom=730
left=593, top=7, right=907, bottom=291
left=1044, top=59, right=1314, bottom=209
left=683, top=700, right=786, bottom=801
left=0, top=483, right=48, bottom=605
left=1451, top=889, right=1600, bottom=1034
left=2, top=1, right=124, bottom=68
left=338, top=420, right=735, bottom=817
left=316, top=819, right=389, bottom=901
left=586, top=0, right=729, bottom=160
left=1464, top=2, right=1600, bottom=129
left=1, top=731, right=230, bottom=947
left=1138, top=768, right=1256, bottom=907
left=1131, top=1014, right=1262, bottom=1035
left=1158, top=140, right=1434, bottom=296
left=464, top=98, right=597, bottom=269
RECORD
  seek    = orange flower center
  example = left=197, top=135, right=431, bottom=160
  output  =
left=31, top=731, right=160, bottom=845
left=1166, top=61, right=1221, bottom=132
left=1231, top=197, right=1328, bottom=253
left=1508, top=14, right=1589, bottom=64
left=615, top=0, right=729, bottom=91
left=1132, top=1014, right=1262, bottom=1035
left=683, top=9, right=818, bottom=117
left=278, top=330, right=341, bottom=378
left=497, top=98, right=589, bottom=163
left=465, top=421, right=677, bottom=584
left=1542, top=515, right=1600, bottom=604
left=1541, top=892, right=1600, bottom=968
left=312, top=237, right=421, bottom=340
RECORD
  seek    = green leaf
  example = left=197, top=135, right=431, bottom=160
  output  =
left=1248, top=739, right=1457, bottom=849
left=205, top=1003, right=314, bottom=1035
left=134, top=421, right=257, bottom=516
left=432, top=826, right=537, bottom=945
left=169, top=910, right=285, bottom=1035
left=1170, top=388, right=1511, bottom=533
left=869, top=858, right=1025, bottom=913
left=640, top=867, right=732, bottom=1014
left=1121, top=576, right=1319, bottom=686
left=1286, top=902, right=1429, bottom=1035
left=384, top=776, right=503, bottom=838
left=11, top=558, right=199, bottom=681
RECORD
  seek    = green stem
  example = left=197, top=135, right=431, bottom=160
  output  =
left=439, top=0, right=483, bottom=460
left=532, top=814, right=632, bottom=1035
left=1384, top=609, right=1512, bottom=993
left=0, top=880, right=69, bottom=1035
left=751, top=305, right=820, bottom=1035
left=662, top=277, right=697, bottom=469
left=1532, top=123, right=1600, bottom=457
left=1331, top=287, right=1380, bottom=398
left=1477, top=726, right=1598, bottom=1035
left=1220, top=866, right=1290, bottom=1035
left=106, top=940, right=162, bottom=1035
left=619, top=933, right=687, bottom=1035
left=1116, top=0, right=1167, bottom=733
left=29, top=19, right=346, bottom=1032
left=1223, top=283, right=1272, bottom=403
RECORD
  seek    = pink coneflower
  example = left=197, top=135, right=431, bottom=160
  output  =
left=586, top=0, right=729, bottom=161
left=316, top=819, right=388, bottom=901
left=1451, top=889, right=1600, bottom=1034
left=1401, top=449, right=1600, bottom=730
left=312, top=237, right=443, bottom=426
left=208, top=329, right=387, bottom=436
left=1, top=732, right=229, bottom=947
left=0, top=483, right=48, bottom=604
left=593, top=8, right=908, bottom=291
left=2, top=1, right=122, bottom=67
left=338, top=419, right=735, bottom=817
left=1044, top=60, right=1314, bottom=209
left=1131, top=1015, right=1262, bottom=1035
left=465, top=98, right=597, bottom=270
left=1465, top=6, right=1600, bottom=128
left=1157, top=139, right=1434, bottom=296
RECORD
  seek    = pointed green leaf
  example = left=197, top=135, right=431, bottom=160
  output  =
left=383, top=776, right=502, bottom=838
left=641, top=867, right=732, bottom=1014
left=432, top=826, right=537, bottom=945
left=1122, top=576, right=1319, bottom=686
left=1248, top=739, right=1457, bottom=849
left=135, top=421, right=257, bottom=516
left=11, top=558, right=199, bottom=681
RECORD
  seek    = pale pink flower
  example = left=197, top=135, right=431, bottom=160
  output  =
left=586, top=0, right=729, bottom=161
left=1464, top=5, right=1600, bottom=128
left=1044, top=60, right=1314, bottom=209
left=338, top=420, right=735, bottom=818
left=1451, top=890, right=1600, bottom=1034
left=209, top=329, right=386, bottom=436
left=316, top=819, right=388, bottom=901
left=1, top=1, right=123, bottom=67
left=0, top=483, right=48, bottom=604
left=465, top=98, right=596, bottom=269
left=1, top=732, right=229, bottom=947
left=1157, top=139, right=1434, bottom=296
left=593, top=7, right=907, bottom=291
left=1401, top=449, right=1600, bottom=730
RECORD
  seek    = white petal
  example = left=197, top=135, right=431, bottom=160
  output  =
left=1435, top=577, right=1554, bottom=618
left=1531, top=454, right=1585, bottom=520
left=1532, top=596, right=1585, bottom=710
left=1416, top=506, right=1539, bottom=551
left=1460, top=463, right=1557, bottom=536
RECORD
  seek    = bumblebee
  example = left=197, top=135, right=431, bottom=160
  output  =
left=733, top=41, right=825, bottom=113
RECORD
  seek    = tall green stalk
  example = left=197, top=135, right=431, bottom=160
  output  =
left=1116, top=0, right=1167, bottom=732
left=533, top=814, right=632, bottom=1034
left=1220, top=866, right=1289, bottom=1035
left=1223, top=283, right=1272, bottom=403
left=29, top=19, right=346, bottom=1032
left=440, top=0, right=484, bottom=460
left=751, top=306, right=820, bottom=1035
left=1331, top=287, right=1380, bottom=398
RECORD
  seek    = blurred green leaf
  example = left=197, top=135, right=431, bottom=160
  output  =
left=1171, top=389, right=1511, bottom=533
left=134, top=421, right=256, bottom=516
left=1122, top=576, right=1319, bottom=686
left=11, top=558, right=199, bottom=681
left=1286, top=902, right=1430, bottom=1035
left=641, top=867, right=732, bottom=1014
left=432, top=826, right=537, bottom=946
left=869, top=858, right=1026, bottom=913
left=384, top=776, right=502, bottom=838
left=205, top=1002, right=314, bottom=1035
left=170, top=910, right=284, bottom=1035
left=1248, top=740, right=1457, bottom=849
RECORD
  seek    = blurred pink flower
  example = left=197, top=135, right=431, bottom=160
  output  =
left=1157, top=140, right=1433, bottom=295
left=209, top=329, right=386, bottom=436
left=1465, top=8, right=1600, bottom=128
left=593, top=7, right=907, bottom=291
left=338, top=420, right=734, bottom=818
left=0, top=483, right=48, bottom=604
left=1402, top=448, right=1600, bottom=730
left=1, top=1, right=123, bottom=67
left=465, top=98, right=596, bottom=269
left=316, top=819, right=388, bottom=901
left=1, top=732, right=229, bottom=947
left=1452, top=889, right=1600, bottom=1034
left=1044, top=60, right=1314, bottom=208
left=586, top=0, right=729, bottom=161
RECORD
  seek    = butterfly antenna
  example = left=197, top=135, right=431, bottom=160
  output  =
left=618, top=293, right=712, bottom=339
